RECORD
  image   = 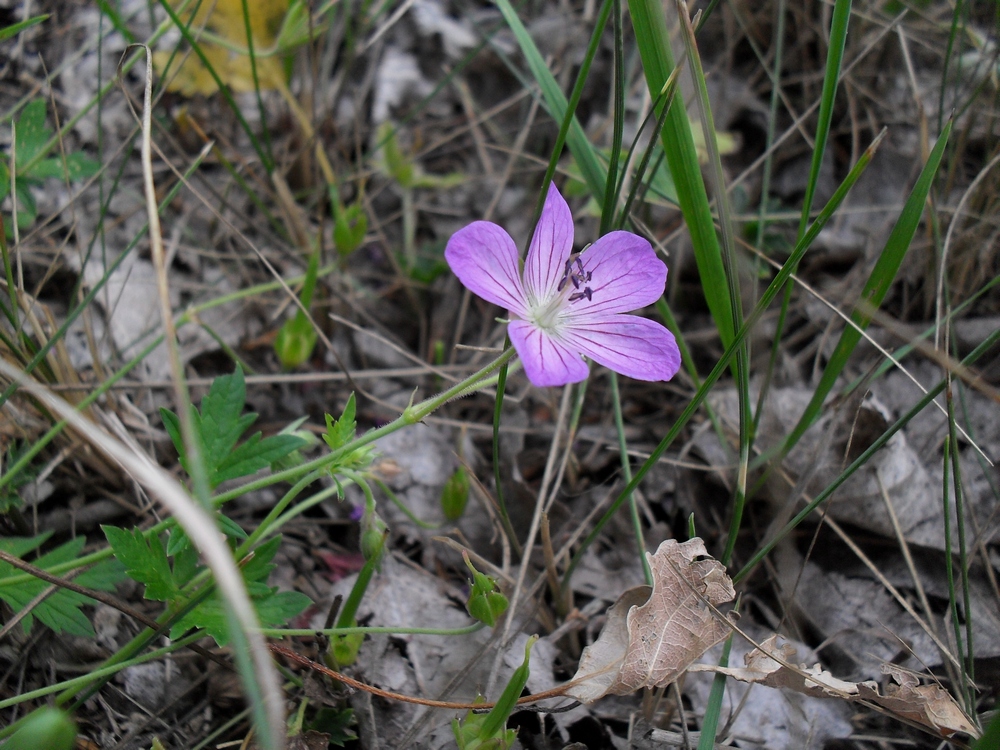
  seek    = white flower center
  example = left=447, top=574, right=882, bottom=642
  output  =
left=526, top=254, right=595, bottom=332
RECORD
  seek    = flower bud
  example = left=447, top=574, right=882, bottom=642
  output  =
left=441, top=466, right=470, bottom=521
left=360, top=512, right=388, bottom=565
left=7, top=708, right=76, bottom=750
left=463, top=552, right=508, bottom=627
left=274, top=315, right=317, bottom=369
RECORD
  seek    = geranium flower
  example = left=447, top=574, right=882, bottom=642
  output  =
left=445, top=182, right=681, bottom=387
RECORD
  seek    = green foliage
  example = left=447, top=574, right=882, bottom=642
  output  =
left=441, top=466, right=470, bottom=521
left=0, top=13, right=48, bottom=42
left=1, top=100, right=100, bottom=232
left=274, top=311, right=317, bottom=369
left=306, top=707, right=357, bottom=747
left=103, top=527, right=310, bottom=647
left=168, top=535, right=310, bottom=645
left=0, top=534, right=124, bottom=637
left=464, top=553, right=508, bottom=628
left=453, top=697, right=516, bottom=750
left=453, top=636, right=536, bottom=750
left=160, top=368, right=306, bottom=489
left=333, top=200, right=368, bottom=259
left=0, top=441, right=37, bottom=513
left=323, top=393, right=374, bottom=471
left=4, top=707, right=76, bottom=750
left=103, top=527, right=179, bottom=602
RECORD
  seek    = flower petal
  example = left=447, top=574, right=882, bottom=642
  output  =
left=509, top=319, right=589, bottom=387
left=523, top=182, right=575, bottom=304
left=564, top=231, right=666, bottom=317
left=561, top=314, right=681, bottom=382
left=445, top=221, right=529, bottom=316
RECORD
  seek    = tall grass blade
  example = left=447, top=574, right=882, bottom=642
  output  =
left=494, top=0, right=608, bottom=203
left=779, top=118, right=953, bottom=458
left=628, top=0, right=734, bottom=347
left=734, top=326, right=1000, bottom=585
left=757, top=0, right=850, bottom=445
left=562, top=132, right=885, bottom=591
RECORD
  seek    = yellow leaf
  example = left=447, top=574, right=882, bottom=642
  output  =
left=156, top=0, right=290, bottom=96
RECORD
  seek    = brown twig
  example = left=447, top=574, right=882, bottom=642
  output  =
left=268, top=644, right=573, bottom=710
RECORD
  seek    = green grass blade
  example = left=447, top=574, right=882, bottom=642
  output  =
left=628, top=0, right=734, bottom=347
left=494, top=0, right=607, bottom=204
left=675, top=2, right=748, bottom=566
left=562, top=131, right=885, bottom=591
left=0, top=13, right=48, bottom=42
left=733, top=326, right=1000, bottom=586
left=798, top=0, right=852, bottom=238
left=779, top=118, right=953, bottom=458
left=599, top=0, right=626, bottom=236
left=697, top=635, right=732, bottom=750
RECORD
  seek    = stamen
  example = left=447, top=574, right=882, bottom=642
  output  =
left=568, top=287, right=593, bottom=303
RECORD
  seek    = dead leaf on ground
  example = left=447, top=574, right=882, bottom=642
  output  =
left=858, top=664, right=979, bottom=739
left=693, top=636, right=979, bottom=739
left=567, top=538, right=736, bottom=703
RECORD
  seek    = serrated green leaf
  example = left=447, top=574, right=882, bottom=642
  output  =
left=0, top=536, right=124, bottom=636
left=103, top=526, right=178, bottom=602
left=323, top=393, right=357, bottom=452
left=213, top=432, right=305, bottom=486
left=169, top=537, right=310, bottom=645
left=160, top=370, right=304, bottom=488
left=172, top=541, right=200, bottom=587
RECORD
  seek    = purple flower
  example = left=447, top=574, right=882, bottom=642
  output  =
left=444, top=182, right=681, bottom=387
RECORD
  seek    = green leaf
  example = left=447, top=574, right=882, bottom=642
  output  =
left=169, top=536, right=311, bottom=645
left=307, top=707, right=357, bottom=747
left=323, top=393, right=357, bottom=452
left=12, top=100, right=50, bottom=168
left=103, top=526, right=179, bottom=602
left=0, top=535, right=124, bottom=636
left=214, top=432, right=306, bottom=486
left=160, top=369, right=305, bottom=488
left=197, top=368, right=257, bottom=475
left=494, top=0, right=607, bottom=206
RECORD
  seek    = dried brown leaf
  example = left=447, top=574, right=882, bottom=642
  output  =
left=567, top=538, right=736, bottom=703
left=689, top=635, right=858, bottom=698
left=694, top=637, right=978, bottom=739
left=858, top=664, right=978, bottom=739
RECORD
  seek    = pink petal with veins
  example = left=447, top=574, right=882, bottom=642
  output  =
left=523, top=183, right=575, bottom=304
left=508, top=319, right=589, bottom=387
left=444, top=221, right=529, bottom=316
left=563, top=231, right=667, bottom=317
left=561, top=315, right=681, bottom=382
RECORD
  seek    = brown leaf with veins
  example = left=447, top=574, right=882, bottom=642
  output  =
left=692, top=637, right=978, bottom=739
left=567, top=538, right=736, bottom=703
left=689, top=634, right=859, bottom=698
left=858, top=664, right=978, bottom=738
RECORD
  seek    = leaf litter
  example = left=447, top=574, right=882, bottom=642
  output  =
left=1, top=0, right=998, bottom=748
